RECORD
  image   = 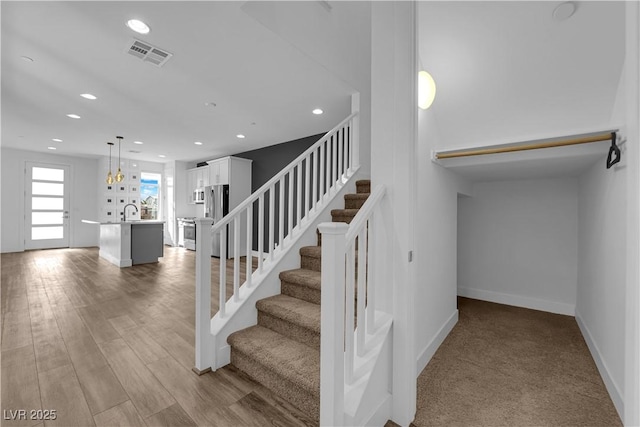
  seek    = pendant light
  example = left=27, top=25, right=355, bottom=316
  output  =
left=106, top=142, right=115, bottom=184
left=115, top=136, right=125, bottom=182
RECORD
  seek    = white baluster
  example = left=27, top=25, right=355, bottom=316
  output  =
left=269, top=186, right=275, bottom=262
left=357, top=228, right=367, bottom=356
left=332, top=134, right=337, bottom=189
left=320, top=141, right=326, bottom=200
left=319, top=222, right=348, bottom=427
left=288, top=172, right=293, bottom=238
left=246, top=206, right=253, bottom=287
left=338, top=128, right=343, bottom=180
left=296, top=163, right=302, bottom=227
left=258, top=194, right=264, bottom=273
left=367, top=215, right=375, bottom=333
left=304, top=155, right=310, bottom=220
left=195, top=217, right=213, bottom=373
left=219, top=225, right=227, bottom=318
left=233, top=216, right=240, bottom=302
left=279, top=177, right=284, bottom=248
left=345, top=241, right=355, bottom=384
left=313, top=148, right=319, bottom=211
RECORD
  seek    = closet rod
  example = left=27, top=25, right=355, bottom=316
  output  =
left=435, top=132, right=614, bottom=160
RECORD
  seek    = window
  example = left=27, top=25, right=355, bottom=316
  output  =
left=140, top=172, right=161, bottom=220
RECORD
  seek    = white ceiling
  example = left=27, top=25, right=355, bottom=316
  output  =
left=419, top=1, right=626, bottom=150
left=2, top=1, right=628, bottom=177
left=1, top=1, right=353, bottom=163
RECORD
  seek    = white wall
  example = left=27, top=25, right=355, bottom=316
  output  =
left=577, top=157, right=626, bottom=417
left=1, top=148, right=99, bottom=252
left=457, top=178, right=579, bottom=316
left=415, top=107, right=471, bottom=373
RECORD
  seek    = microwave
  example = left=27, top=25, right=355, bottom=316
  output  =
left=193, top=188, right=205, bottom=204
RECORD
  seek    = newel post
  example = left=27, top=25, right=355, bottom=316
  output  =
left=193, top=217, right=213, bottom=375
left=351, top=93, right=360, bottom=170
left=319, top=222, right=348, bottom=426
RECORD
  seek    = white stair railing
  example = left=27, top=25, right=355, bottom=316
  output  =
left=195, top=110, right=360, bottom=373
left=319, top=184, right=388, bottom=426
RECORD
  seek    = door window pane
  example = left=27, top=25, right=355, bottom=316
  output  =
left=32, top=212, right=64, bottom=225
left=32, top=167, right=64, bottom=181
left=32, top=197, right=64, bottom=210
left=32, top=182, right=64, bottom=196
left=32, top=226, right=64, bottom=240
left=141, top=172, right=160, bottom=220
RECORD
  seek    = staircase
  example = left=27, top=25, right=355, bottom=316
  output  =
left=228, top=179, right=371, bottom=421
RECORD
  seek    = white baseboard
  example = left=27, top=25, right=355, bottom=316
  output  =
left=416, top=310, right=458, bottom=374
left=575, top=312, right=624, bottom=420
left=457, top=286, right=575, bottom=316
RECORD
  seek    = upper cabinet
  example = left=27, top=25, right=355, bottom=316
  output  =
left=208, top=157, right=230, bottom=185
left=186, top=156, right=252, bottom=204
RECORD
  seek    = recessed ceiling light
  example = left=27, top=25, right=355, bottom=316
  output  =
left=236, top=134, right=245, bottom=139
left=133, top=141, right=144, bottom=145
left=52, top=138, right=63, bottom=142
left=553, top=2, right=576, bottom=21
left=158, top=154, right=166, bottom=158
left=66, top=114, right=81, bottom=119
left=21, top=56, right=34, bottom=62
left=80, top=93, right=97, bottom=100
left=47, top=146, right=56, bottom=150
left=312, top=108, right=323, bottom=115
left=194, top=141, right=203, bottom=145
left=132, top=163, right=138, bottom=167
left=126, top=19, right=150, bottom=35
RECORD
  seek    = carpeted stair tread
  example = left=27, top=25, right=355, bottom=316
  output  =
left=300, top=246, right=321, bottom=271
left=228, top=325, right=320, bottom=397
left=356, top=180, right=371, bottom=194
left=331, top=208, right=360, bottom=216
left=344, top=193, right=370, bottom=209
left=257, top=295, right=320, bottom=327
left=280, top=268, right=322, bottom=304
left=331, top=208, right=359, bottom=224
left=300, top=245, right=321, bottom=258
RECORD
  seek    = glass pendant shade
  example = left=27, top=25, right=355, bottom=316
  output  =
left=106, top=142, right=115, bottom=184
left=115, top=136, right=125, bottom=182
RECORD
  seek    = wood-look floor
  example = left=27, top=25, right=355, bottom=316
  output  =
left=1, top=247, right=316, bottom=427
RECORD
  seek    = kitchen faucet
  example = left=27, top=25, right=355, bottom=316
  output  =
left=123, top=203, right=139, bottom=222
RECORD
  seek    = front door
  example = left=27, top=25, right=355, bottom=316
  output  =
left=24, top=162, right=70, bottom=250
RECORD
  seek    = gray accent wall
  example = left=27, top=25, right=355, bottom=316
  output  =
left=234, top=133, right=325, bottom=251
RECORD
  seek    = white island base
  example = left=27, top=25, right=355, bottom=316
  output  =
left=99, top=221, right=164, bottom=267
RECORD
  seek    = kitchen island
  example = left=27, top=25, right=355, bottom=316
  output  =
left=98, top=221, right=165, bottom=267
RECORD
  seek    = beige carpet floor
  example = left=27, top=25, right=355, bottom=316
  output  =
left=413, top=297, right=622, bottom=426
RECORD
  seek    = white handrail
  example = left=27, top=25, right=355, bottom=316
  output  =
left=319, top=184, right=388, bottom=426
left=211, top=111, right=358, bottom=233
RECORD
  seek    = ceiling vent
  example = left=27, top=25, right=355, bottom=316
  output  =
left=126, top=39, right=172, bottom=67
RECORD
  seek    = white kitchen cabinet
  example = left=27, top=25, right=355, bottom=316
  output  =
left=186, top=165, right=210, bottom=204
left=206, top=156, right=252, bottom=258
left=208, top=158, right=230, bottom=185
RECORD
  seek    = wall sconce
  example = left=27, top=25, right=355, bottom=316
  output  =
left=106, top=142, right=114, bottom=184
left=418, top=70, right=436, bottom=109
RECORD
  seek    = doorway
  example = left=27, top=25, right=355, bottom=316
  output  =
left=24, top=162, right=70, bottom=250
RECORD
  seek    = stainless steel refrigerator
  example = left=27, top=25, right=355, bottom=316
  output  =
left=204, top=184, right=229, bottom=258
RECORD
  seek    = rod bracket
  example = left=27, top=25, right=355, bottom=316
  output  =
left=606, top=132, right=621, bottom=169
